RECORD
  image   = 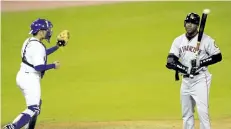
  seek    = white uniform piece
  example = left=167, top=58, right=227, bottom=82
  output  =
left=16, top=37, right=46, bottom=106
left=169, top=33, right=220, bottom=129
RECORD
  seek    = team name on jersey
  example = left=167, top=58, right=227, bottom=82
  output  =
left=179, top=45, right=201, bottom=54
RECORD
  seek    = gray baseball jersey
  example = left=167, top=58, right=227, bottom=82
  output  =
left=169, top=33, right=221, bottom=129
left=169, top=33, right=220, bottom=71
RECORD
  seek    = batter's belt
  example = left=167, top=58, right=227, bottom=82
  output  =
left=183, top=72, right=200, bottom=78
left=175, top=67, right=207, bottom=80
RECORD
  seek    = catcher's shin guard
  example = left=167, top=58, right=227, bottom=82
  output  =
left=25, top=100, right=42, bottom=129
left=25, top=115, right=37, bottom=129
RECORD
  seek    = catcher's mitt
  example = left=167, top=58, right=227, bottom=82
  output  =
left=57, top=30, right=70, bottom=47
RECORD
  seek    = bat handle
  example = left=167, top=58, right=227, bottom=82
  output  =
left=189, top=59, right=197, bottom=79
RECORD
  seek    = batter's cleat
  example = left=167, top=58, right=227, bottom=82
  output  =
left=2, top=124, right=15, bottom=129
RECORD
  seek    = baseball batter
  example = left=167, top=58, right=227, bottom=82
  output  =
left=3, top=18, right=69, bottom=129
left=166, top=13, right=222, bottom=129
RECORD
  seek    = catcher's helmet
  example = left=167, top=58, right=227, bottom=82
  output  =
left=29, top=18, right=53, bottom=42
left=184, top=12, right=200, bottom=26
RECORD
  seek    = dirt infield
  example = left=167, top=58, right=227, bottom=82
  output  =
left=2, top=1, right=231, bottom=129
left=37, top=119, right=231, bottom=129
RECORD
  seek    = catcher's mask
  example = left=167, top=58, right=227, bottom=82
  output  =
left=184, top=12, right=200, bottom=27
left=29, top=18, right=53, bottom=43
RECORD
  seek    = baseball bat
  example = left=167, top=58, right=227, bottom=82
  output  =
left=189, top=9, right=210, bottom=78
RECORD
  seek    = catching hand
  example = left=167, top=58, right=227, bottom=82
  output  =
left=57, top=30, right=70, bottom=47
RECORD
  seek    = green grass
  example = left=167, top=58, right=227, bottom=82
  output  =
left=1, top=1, right=231, bottom=125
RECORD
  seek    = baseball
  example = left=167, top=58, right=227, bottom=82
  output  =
left=203, top=9, right=210, bottom=14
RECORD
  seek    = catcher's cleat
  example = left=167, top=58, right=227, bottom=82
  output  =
left=2, top=124, right=15, bottom=129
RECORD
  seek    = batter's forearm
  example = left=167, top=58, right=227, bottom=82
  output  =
left=167, top=61, right=188, bottom=74
left=200, top=53, right=222, bottom=67
left=166, top=54, right=188, bottom=74
left=46, top=45, right=59, bottom=55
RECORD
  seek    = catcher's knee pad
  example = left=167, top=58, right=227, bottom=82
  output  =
left=23, top=105, right=40, bottom=117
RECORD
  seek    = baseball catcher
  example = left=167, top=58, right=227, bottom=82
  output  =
left=3, top=18, right=70, bottom=129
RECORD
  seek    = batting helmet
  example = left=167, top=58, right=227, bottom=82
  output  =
left=184, top=12, right=200, bottom=26
left=29, top=18, right=53, bottom=42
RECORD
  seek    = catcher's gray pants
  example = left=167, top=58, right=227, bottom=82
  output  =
left=180, top=71, right=212, bottom=129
